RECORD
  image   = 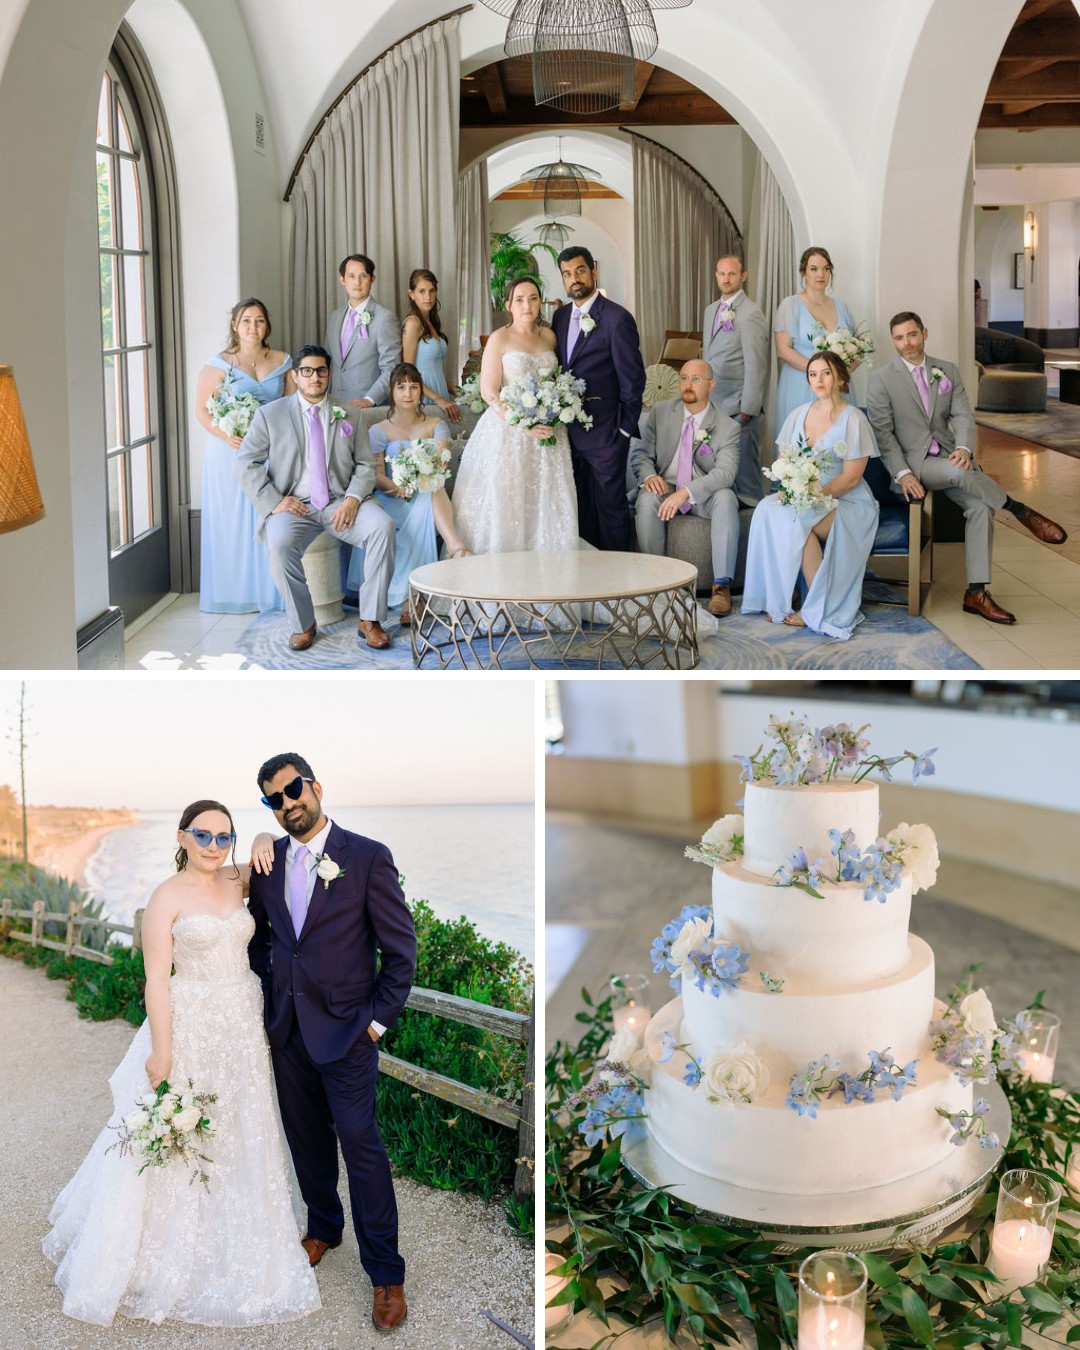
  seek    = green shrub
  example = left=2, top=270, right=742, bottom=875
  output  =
left=67, top=945, right=146, bottom=1024
left=0, top=863, right=108, bottom=951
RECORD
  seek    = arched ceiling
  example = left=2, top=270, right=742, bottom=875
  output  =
left=486, top=132, right=634, bottom=200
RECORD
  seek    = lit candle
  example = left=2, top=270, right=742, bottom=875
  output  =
left=1022, top=1051, right=1054, bottom=1083
left=990, top=1218, right=1053, bottom=1285
left=797, top=1302, right=865, bottom=1350
left=798, top=1251, right=866, bottom=1350
left=545, top=1252, right=573, bottom=1335
left=612, top=1002, right=650, bottom=1036
left=608, top=973, right=650, bottom=1039
left=1019, top=1012, right=1060, bottom=1083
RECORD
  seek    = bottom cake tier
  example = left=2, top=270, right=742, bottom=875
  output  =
left=643, top=997, right=973, bottom=1196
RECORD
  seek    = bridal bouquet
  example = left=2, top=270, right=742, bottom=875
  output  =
left=500, top=366, right=593, bottom=447
left=456, top=372, right=486, bottom=414
left=764, top=436, right=838, bottom=515
left=108, top=1078, right=217, bottom=1189
left=206, top=376, right=261, bottom=439
left=390, top=438, right=453, bottom=498
left=813, top=324, right=875, bottom=366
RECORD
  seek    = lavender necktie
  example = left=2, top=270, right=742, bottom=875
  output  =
left=341, top=307, right=359, bottom=360
left=674, top=416, right=695, bottom=513
left=566, top=306, right=581, bottom=361
left=289, top=844, right=311, bottom=936
left=913, top=365, right=941, bottom=456
left=308, top=406, right=330, bottom=510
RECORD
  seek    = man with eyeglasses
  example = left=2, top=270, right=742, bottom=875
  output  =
left=247, top=753, right=416, bottom=1332
left=630, top=358, right=741, bottom=616
left=236, top=343, right=396, bottom=650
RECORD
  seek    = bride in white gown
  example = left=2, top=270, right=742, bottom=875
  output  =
left=453, top=275, right=578, bottom=554
left=43, top=801, right=319, bottom=1328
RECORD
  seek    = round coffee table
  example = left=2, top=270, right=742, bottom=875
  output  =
left=407, top=551, right=700, bottom=670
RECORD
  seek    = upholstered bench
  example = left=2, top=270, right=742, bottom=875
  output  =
left=975, top=366, right=1047, bottom=413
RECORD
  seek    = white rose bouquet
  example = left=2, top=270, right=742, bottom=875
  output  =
left=456, top=373, right=486, bottom=414
left=813, top=324, right=875, bottom=366
left=108, top=1078, right=217, bottom=1189
left=206, top=375, right=260, bottom=440
left=500, top=365, right=594, bottom=447
left=390, top=438, right=453, bottom=499
left=764, top=436, right=839, bottom=516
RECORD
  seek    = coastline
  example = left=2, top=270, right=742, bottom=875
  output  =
left=33, top=817, right=140, bottom=889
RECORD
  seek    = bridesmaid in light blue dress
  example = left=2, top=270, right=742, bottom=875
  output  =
left=743, top=350, right=879, bottom=640
left=346, top=362, right=471, bottom=624
left=197, top=299, right=291, bottom=612
left=773, top=246, right=862, bottom=430
left=401, top=268, right=462, bottom=426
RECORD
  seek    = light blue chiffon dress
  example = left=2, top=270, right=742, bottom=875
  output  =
left=199, top=354, right=290, bottom=613
left=415, top=333, right=451, bottom=400
left=742, top=403, right=880, bottom=641
left=773, top=294, right=858, bottom=430
left=346, top=419, right=450, bottom=607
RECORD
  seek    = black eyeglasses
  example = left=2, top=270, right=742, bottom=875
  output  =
left=260, top=775, right=314, bottom=811
left=297, top=365, right=330, bottom=379
left=183, top=828, right=236, bottom=850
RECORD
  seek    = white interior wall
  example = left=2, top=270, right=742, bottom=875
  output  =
left=489, top=201, right=632, bottom=310
left=975, top=207, right=1025, bottom=324
left=558, top=680, right=717, bottom=766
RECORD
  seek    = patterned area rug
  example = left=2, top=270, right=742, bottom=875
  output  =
left=976, top=395, right=1080, bottom=459
left=235, top=582, right=979, bottom=671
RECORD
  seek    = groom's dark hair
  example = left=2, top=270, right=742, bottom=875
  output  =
left=257, top=752, right=316, bottom=790
left=557, top=245, right=596, bottom=271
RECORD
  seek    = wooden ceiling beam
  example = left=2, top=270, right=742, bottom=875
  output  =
left=619, top=62, right=655, bottom=111
left=1001, top=100, right=1053, bottom=115
left=980, top=102, right=1080, bottom=128
left=998, top=57, right=1065, bottom=79
left=460, top=97, right=734, bottom=129
left=474, top=64, right=507, bottom=115
left=988, top=61, right=1080, bottom=99
left=1000, top=17, right=1080, bottom=59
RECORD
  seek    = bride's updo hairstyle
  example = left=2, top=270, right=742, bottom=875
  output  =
left=806, top=349, right=850, bottom=393
left=503, top=274, right=542, bottom=324
left=387, top=362, right=424, bottom=420
left=224, top=298, right=272, bottom=353
left=174, top=798, right=239, bottom=873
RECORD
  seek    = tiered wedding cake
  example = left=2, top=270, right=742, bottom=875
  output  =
left=640, top=717, right=974, bottom=1197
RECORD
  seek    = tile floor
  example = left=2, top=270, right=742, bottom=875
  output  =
left=125, top=428, right=1080, bottom=671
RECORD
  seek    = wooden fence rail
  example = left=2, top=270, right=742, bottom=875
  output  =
left=0, top=897, right=534, bottom=1195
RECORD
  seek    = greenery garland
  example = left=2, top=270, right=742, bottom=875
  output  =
left=546, top=988, right=1080, bottom=1348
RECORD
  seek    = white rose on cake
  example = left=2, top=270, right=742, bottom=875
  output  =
left=700, top=1043, right=771, bottom=1106
left=702, top=814, right=744, bottom=859
left=887, top=822, right=939, bottom=894
left=670, top=916, right=714, bottom=974
left=959, top=988, right=997, bottom=1039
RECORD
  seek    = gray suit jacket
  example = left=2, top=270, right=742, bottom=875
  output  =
left=629, top=399, right=740, bottom=509
left=702, top=292, right=769, bottom=417
left=325, top=300, right=401, bottom=407
left=866, top=355, right=976, bottom=483
left=235, top=395, right=375, bottom=538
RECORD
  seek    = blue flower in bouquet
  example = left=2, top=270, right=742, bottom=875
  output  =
left=500, top=363, right=593, bottom=446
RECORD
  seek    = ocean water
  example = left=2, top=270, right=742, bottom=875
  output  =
left=84, top=803, right=535, bottom=962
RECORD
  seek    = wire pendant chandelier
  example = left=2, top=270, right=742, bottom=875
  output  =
left=538, top=219, right=575, bottom=250
left=516, top=139, right=600, bottom=216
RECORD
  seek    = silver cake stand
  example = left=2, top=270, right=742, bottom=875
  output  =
left=621, top=1081, right=1011, bottom=1252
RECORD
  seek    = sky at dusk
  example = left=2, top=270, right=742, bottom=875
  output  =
left=0, top=676, right=536, bottom=811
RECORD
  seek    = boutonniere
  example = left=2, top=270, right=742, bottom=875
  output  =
left=578, top=313, right=597, bottom=334
left=693, top=428, right=712, bottom=455
left=717, top=301, right=735, bottom=332
left=356, top=307, right=373, bottom=327
left=315, top=853, right=345, bottom=890
left=330, top=406, right=354, bottom=437
left=930, top=367, right=952, bottom=394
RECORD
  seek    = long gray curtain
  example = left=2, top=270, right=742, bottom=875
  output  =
left=288, top=15, right=460, bottom=365
left=455, top=158, right=490, bottom=378
left=631, top=132, right=741, bottom=365
left=754, top=155, right=797, bottom=449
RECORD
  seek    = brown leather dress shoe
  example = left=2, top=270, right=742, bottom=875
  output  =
left=301, top=1234, right=341, bottom=1266
left=963, top=589, right=1016, bottom=624
left=372, top=1284, right=407, bottom=1331
left=359, top=619, right=391, bottom=649
left=1015, top=506, right=1067, bottom=545
left=288, top=623, right=316, bottom=651
left=707, top=584, right=732, bottom=617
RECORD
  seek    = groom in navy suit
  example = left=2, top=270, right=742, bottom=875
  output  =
left=552, top=247, right=646, bottom=550
left=247, top=753, right=416, bottom=1332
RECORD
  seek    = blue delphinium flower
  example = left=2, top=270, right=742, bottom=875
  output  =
left=828, top=827, right=856, bottom=858
left=659, top=1031, right=677, bottom=1063
left=682, top=1057, right=703, bottom=1088
left=708, top=942, right=751, bottom=991
left=734, top=753, right=754, bottom=783
left=837, top=1072, right=874, bottom=1104
left=650, top=904, right=712, bottom=980
left=979, top=1131, right=1001, bottom=1150
left=911, top=748, right=937, bottom=783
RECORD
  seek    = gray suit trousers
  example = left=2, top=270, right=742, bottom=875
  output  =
left=635, top=484, right=739, bottom=580
left=736, top=416, right=764, bottom=505
left=265, top=499, right=395, bottom=632
left=917, top=457, right=1007, bottom=585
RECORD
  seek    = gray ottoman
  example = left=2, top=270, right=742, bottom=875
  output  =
left=976, top=368, right=1047, bottom=413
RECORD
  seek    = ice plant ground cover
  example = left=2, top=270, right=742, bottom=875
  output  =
left=546, top=986, right=1080, bottom=1350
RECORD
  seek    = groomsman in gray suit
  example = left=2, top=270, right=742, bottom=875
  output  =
left=702, top=254, right=769, bottom=505
left=630, top=359, right=741, bottom=616
left=236, top=345, right=395, bottom=651
left=867, top=311, right=1066, bottom=624
left=325, top=253, right=401, bottom=409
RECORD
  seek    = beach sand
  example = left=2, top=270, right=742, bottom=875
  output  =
left=34, top=820, right=137, bottom=888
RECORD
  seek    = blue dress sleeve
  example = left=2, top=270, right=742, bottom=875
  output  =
left=839, top=407, right=879, bottom=461
left=433, top=419, right=451, bottom=441
left=369, top=424, right=390, bottom=458
left=836, top=298, right=857, bottom=332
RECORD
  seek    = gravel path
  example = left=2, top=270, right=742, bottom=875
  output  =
left=0, top=956, right=535, bottom=1349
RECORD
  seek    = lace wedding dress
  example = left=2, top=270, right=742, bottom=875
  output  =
left=453, top=349, right=579, bottom=554
left=43, top=909, right=320, bottom=1327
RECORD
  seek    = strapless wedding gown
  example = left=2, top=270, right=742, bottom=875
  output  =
left=43, top=908, right=319, bottom=1327
left=453, top=349, right=579, bottom=554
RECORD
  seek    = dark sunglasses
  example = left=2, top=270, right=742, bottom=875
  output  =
left=183, top=828, right=236, bottom=850
left=260, top=775, right=314, bottom=811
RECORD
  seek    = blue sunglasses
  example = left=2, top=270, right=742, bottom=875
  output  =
left=260, top=775, right=314, bottom=811
left=183, top=828, right=236, bottom=850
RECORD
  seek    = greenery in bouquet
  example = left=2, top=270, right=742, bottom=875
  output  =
left=457, top=372, right=486, bottom=414
left=206, top=374, right=260, bottom=439
left=108, top=1077, right=217, bottom=1189
left=389, top=438, right=453, bottom=498
left=500, top=366, right=593, bottom=446
left=763, top=436, right=838, bottom=515
left=813, top=323, right=875, bottom=366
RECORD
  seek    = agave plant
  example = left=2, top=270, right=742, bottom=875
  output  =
left=2, top=863, right=109, bottom=951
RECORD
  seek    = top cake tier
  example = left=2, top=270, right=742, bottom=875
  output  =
left=742, top=778, right=880, bottom=876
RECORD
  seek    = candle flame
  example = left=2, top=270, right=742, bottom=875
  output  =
left=1019, top=1223, right=1028, bottom=1247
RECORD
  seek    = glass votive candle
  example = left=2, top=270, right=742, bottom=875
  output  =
left=544, top=1251, right=573, bottom=1336
left=609, top=974, right=651, bottom=1037
left=1019, top=1011, right=1060, bottom=1083
left=1066, top=1151, right=1080, bottom=1199
left=990, top=1169, right=1061, bottom=1290
left=797, top=1249, right=867, bottom=1350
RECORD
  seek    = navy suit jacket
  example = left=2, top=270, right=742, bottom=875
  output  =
left=247, top=821, right=416, bottom=1064
left=552, top=294, right=646, bottom=453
